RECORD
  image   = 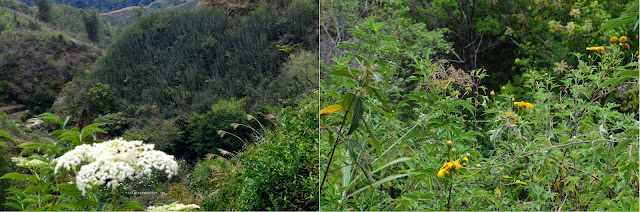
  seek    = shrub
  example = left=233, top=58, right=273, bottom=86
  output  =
left=180, top=99, right=254, bottom=160
left=123, top=118, right=183, bottom=153
left=94, top=112, right=134, bottom=137
left=85, top=83, right=115, bottom=115
left=235, top=102, right=319, bottom=211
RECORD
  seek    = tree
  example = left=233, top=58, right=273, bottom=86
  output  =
left=133, top=6, right=143, bottom=19
left=83, top=10, right=99, bottom=42
left=34, top=0, right=51, bottom=22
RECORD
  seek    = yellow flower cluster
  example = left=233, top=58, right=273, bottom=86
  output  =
left=611, top=36, right=631, bottom=51
left=586, top=46, right=605, bottom=54
left=442, top=77, right=455, bottom=84
left=498, top=111, right=520, bottom=124
left=514, top=101, right=533, bottom=109
left=437, top=156, right=469, bottom=178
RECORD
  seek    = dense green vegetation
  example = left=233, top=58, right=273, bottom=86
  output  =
left=0, top=0, right=103, bottom=114
left=54, top=0, right=318, bottom=157
left=19, top=0, right=155, bottom=11
left=1, top=0, right=319, bottom=210
left=320, top=0, right=638, bottom=211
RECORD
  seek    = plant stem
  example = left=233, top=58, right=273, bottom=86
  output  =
left=320, top=97, right=355, bottom=194
left=112, top=188, right=118, bottom=210
left=446, top=178, right=453, bottom=211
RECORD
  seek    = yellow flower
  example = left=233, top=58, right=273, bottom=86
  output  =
left=466, top=86, right=472, bottom=92
left=437, top=168, right=446, bottom=178
left=442, top=77, right=455, bottom=84
left=620, top=36, right=628, bottom=43
left=462, top=157, right=469, bottom=164
left=500, top=111, right=518, bottom=125
left=514, top=101, right=533, bottom=109
left=586, top=46, right=605, bottom=54
left=610, top=36, right=618, bottom=43
left=452, top=159, right=461, bottom=171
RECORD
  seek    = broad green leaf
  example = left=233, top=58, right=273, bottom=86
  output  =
left=0, top=130, right=11, bottom=140
left=61, top=116, right=71, bottom=128
left=38, top=113, right=59, bottom=124
left=19, top=147, right=39, bottom=156
left=340, top=93, right=357, bottom=112
left=328, top=69, right=355, bottom=79
left=116, top=201, right=144, bottom=211
left=0, top=173, right=30, bottom=180
left=346, top=97, right=364, bottom=136
left=5, top=203, right=24, bottom=211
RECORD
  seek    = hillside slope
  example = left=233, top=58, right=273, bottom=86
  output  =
left=53, top=0, right=317, bottom=120
left=0, top=3, right=102, bottom=114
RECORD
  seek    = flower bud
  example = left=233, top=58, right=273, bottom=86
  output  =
left=451, top=148, right=457, bottom=154
left=465, top=152, right=471, bottom=157
left=622, top=43, right=630, bottom=51
left=466, top=86, right=472, bottom=92
left=446, top=140, right=452, bottom=148
left=490, top=90, right=495, bottom=96
left=476, top=164, right=481, bottom=168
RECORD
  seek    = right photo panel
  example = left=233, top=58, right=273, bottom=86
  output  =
left=319, top=0, right=639, bottom=211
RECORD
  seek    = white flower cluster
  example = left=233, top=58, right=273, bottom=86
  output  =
left=11, top=157, right=48, bottom=169
left=146, top=202, right=200, bottom=211
left=54, top=138, right=179, bottom=195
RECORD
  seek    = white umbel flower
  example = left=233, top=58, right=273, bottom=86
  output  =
left=147, top=202, right=200, bottom=211
left=55, top=138, right=179, bottom=195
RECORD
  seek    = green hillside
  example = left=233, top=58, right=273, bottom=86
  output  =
left=19, top=0, right=156, bottom=11
left=0, top=0, right=105, bottom=114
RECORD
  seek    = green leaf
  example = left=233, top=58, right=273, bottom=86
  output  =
left=340, top=93, right=357, bottom=112
left=346, top=97, right=364, bottom=136
left=5, top=203, right=24, bottom=211
left=373, top=120, right=421, bottom=164
left=116, top=201, right=144, bottom=211
left=373, top=157, right=412, bottom=174
left=370, top=87, right=393, bottom=113
left=0, top=173, right=30, bottom=180
left=39, top=113, right=59, bottom=123
left=347, top=139, right=363, bottom=163
left=19, top=147, right=39, bottom=156
left=471, top=190, right=500, bottom=207
left=61, top=116, right=71, bottom=128
left=0, top=130, right=11, bottom=140
left=328, top=69, right=355, bottom=79
left=347, top=173, right=410, bottom=198
left=80, top=123, right=105, bottom=140
left=72, top=199, right=99, bottom=208
left=58, top=183, right=82, bottom=196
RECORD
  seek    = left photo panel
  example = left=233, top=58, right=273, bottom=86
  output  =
left=0, top=0, right=319, bottom=211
